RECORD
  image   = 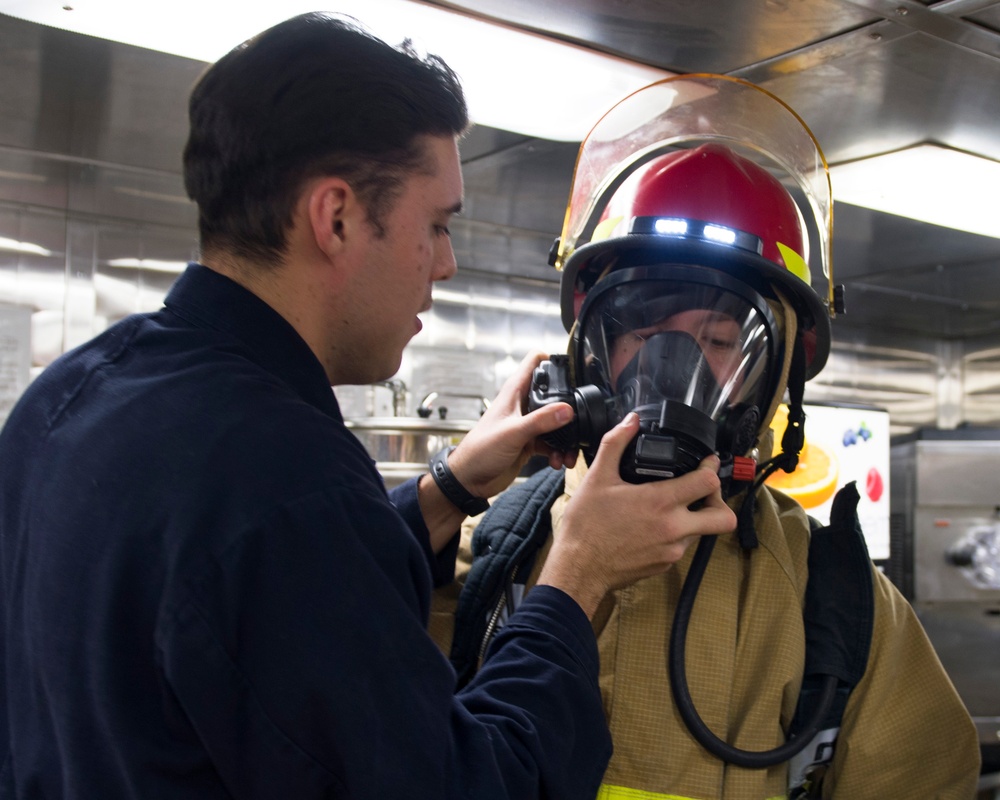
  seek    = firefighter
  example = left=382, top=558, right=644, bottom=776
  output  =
left=431, top=75, right=980, bottom=799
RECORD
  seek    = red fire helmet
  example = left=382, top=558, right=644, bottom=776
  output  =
left=631, top=143, right=807, bottom=271
left=560, top=142, right=831, bottom=378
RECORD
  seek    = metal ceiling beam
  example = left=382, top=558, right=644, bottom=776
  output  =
left=729, top=18, right=911, bottom=83
left=844, top=0, right=1000, bottom=59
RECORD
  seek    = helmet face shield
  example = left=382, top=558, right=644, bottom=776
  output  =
left=572, top=266, right=779, bottom=475
left=533, top=73, right=838, bottom=481
left=553, top=74, right=833, bottom=314
left=552, top=74, right=836, bottom=380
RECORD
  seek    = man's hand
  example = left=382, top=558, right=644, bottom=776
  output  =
left=418, top=350, right=582, bottom=551
left=446, top=350, right=581, bottom=500
left=537, top=413, right=737, bottom=619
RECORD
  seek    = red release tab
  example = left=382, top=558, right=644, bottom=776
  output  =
left=732, top=456, right=757, bottom=483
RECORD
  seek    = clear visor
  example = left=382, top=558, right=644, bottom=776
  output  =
left=553, top=74, right=834, bottom=316
left=574, top=273, right=778, bottom=433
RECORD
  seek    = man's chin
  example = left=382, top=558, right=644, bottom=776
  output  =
left=372, top=354, right=405, bottom=386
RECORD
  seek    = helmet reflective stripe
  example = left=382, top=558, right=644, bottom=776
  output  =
left=592, top=214, right=625, bottom=242
left=778, top=241, right=811, bottom=284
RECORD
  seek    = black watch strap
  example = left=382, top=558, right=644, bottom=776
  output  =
left=429, top=446, right=490, bottom=516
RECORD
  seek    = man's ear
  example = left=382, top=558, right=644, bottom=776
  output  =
left=308, top=177, right=357, bottom=259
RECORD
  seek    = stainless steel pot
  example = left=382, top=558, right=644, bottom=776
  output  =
left=345, top=417, right=476, bottom=485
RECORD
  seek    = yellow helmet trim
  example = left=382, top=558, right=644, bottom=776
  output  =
left=777, top=241, right=811, bottom=285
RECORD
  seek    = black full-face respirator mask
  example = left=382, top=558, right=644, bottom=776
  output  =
left=529, top=264, right=780, bottom=495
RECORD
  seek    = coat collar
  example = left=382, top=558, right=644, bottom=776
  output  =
left=164, top=263, right=341, bottom=420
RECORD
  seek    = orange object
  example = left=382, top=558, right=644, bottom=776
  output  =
left=765, top=440, right=839, bottom=509
left=765, top=404, right=839, bottom=509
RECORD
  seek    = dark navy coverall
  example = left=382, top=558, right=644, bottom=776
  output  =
left=0, top=264, right=609, bottom=799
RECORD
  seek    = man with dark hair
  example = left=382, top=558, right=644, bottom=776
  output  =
left=0, top=13, right=735, bottom=799
left=183, top=13, right=469, bottom=265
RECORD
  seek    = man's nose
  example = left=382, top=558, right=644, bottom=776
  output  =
left=434, top=239, right=457, bottom=282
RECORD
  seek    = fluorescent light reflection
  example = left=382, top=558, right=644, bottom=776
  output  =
left=431, top=287, right=561, bottom=318
left=0, top=0, right=673, bottom=142
left=106, top=258, right=189, bottom=273
left=0, top=236, right=52, bottom=257
left=830, top=144, right=1000, bottom=239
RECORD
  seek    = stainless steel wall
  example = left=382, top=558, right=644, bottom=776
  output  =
left=1, top=12, right=998, bottom=434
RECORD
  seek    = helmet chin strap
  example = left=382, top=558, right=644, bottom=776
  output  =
left=733, top=287, right=807, bottom=550
left=735, top=332, right=806, bottom=549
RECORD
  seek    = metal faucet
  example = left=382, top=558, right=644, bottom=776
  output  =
left=417, top=391, right=491, bottom=420
left=374, top=379, right=408, bottom=417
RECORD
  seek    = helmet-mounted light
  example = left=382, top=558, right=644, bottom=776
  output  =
left=632, top=216, right=763, bottom=256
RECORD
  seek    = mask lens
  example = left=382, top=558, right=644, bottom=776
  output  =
left=575, top=269, right=778, bottom=447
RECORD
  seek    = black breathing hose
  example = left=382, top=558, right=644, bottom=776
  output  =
left=668, top=534, right=839, bottom=769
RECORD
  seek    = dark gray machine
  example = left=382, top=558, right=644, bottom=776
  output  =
left=889, top=428, right=1000, bottom=771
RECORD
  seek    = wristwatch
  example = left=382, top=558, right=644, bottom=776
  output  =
left=429, top=446, right=490, bottom=516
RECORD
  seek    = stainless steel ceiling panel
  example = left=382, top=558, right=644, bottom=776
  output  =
left=457, top=130, right=577, bottom=281
left=743, top=27, right=1000, bottom=164
left=0, top=13, right=201, bottom=172
left=426, top=0, right=877, bottom=73
left=846, top=0, right=1000, bottom=57
left=0, top=16, right=73, bottom=154
left=85, top=46, right=202, bottom=172
left=965, top=4, right=1000, bottom=30
left=840, top=284, right=1000, bottom=337
left=449, top=219, right=556, bottom=281
left=833, top=203, right=1000, bottom=336
left=460, top=133, right=576, bottom=235
left=860, top=258, right=1000, bottom=316
left=834, top=204, right=1000, bottom=275
left=434, top=1, right=1000, bottom=165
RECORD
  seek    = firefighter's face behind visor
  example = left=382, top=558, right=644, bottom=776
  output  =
left=572, top=267, right=780, bottom=481
left=608, top=307, right=750, bottom=396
